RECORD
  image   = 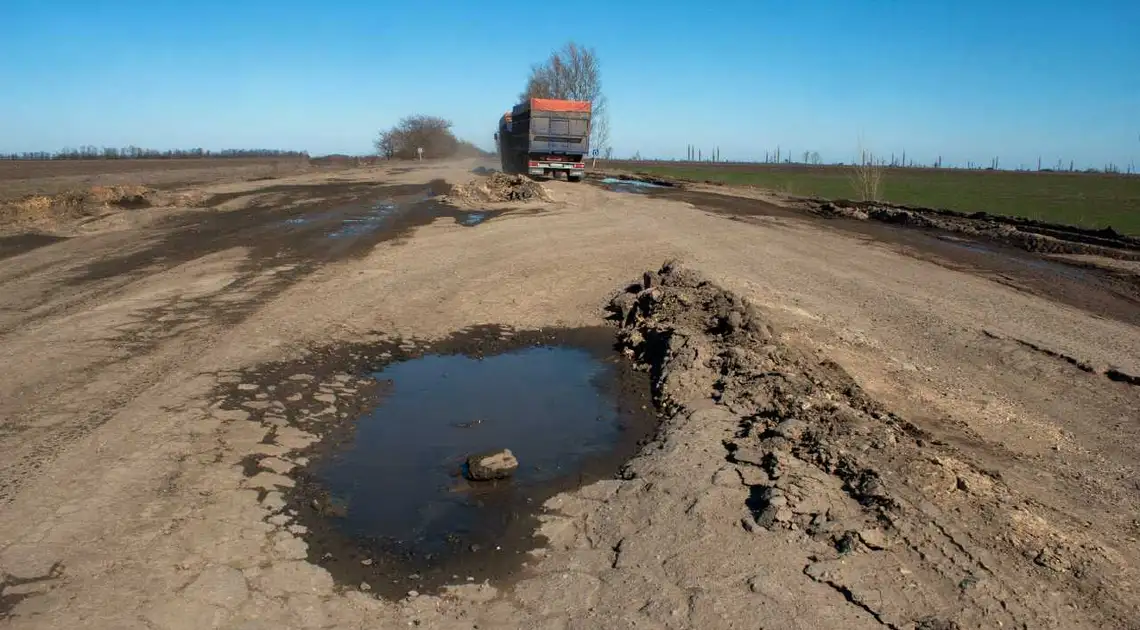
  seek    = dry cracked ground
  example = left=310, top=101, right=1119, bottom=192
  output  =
left=1, top=159, right=1138, bottom=629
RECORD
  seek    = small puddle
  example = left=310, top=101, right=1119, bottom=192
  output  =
left=459, top=212, right=487, bottom=226
left=321, top=344, right=645, bottom=567
left=218, top=326, right=656, bottom=598
left=600, top=177, right=667, bottom=194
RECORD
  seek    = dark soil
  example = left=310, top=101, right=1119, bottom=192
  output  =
left=0, top=233, right=68, bottom=261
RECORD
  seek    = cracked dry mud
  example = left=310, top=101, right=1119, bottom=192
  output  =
left=1, top=159, right=1138, bottom=629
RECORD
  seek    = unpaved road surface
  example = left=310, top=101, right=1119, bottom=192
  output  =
left=1, top=159, right=1138, bottom=629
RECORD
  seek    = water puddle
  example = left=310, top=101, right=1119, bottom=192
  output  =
left=459, top=212, right=487, bottom=226
left=269, top=179, right=493, bottom=239
left=218, top=326, right=656, bottom=598
left=600, top=177, right=666, bottom=194
left=322, top=344, right=643, bottom=558
left=327, top=202, right=399, bottom=239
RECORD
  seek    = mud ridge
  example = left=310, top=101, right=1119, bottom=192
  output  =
left=607, top=261, right=1136, bottom=628
left=812, top=199, right=1140, bottom=261
left=982, top=329, right=1140, bottom=386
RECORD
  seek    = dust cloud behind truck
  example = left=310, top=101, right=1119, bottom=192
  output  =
left=496, top=98, right=591, bottom=182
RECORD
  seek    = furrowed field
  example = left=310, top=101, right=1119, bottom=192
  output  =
left=614, top=161, right=1140, bottom=235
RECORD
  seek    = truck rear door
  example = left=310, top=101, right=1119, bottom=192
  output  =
left=529, top=115, right=589, bottom=156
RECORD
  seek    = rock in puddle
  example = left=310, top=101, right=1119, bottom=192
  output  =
left=465, top=449, right=518, bottom=481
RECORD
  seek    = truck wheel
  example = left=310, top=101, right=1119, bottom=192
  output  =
left=568, top=174, right=583, bottom=182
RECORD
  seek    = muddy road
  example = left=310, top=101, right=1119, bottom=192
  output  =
left=1, top=159, right=1138, bottom=629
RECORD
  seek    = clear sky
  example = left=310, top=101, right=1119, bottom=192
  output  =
left=1, top=0, right=1137, bottom=168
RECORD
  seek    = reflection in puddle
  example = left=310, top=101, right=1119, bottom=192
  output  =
left=460, top=212, right=487, bottom=226
left=600, top=177, right=666, bottom=194
left=327, top=202, right=400, bottom=239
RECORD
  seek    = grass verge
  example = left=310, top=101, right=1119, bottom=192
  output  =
left=622, top=164, right=1140, bottom=235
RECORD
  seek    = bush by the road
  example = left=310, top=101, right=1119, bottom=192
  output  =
left=375, top=116, right=487, bottom=160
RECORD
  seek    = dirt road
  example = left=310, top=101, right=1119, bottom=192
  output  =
left=1, top=160, right=1137, bottom=629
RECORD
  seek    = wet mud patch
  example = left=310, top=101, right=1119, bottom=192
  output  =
left=212, top=325, right=657, bottom=598
left=46, top=181, right=517, bottom=355
left=0, top=233, right=68, bottom=260
left=0, top=562, right=64, bottom=619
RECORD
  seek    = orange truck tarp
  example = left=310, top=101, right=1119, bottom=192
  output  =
left=527, top=98, right=591, bottom=113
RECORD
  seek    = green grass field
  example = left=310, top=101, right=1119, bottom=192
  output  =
left=620, top=163, right=1140, bottom=235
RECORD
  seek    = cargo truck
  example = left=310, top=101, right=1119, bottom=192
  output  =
left=495, top=98, right=590, bottom=182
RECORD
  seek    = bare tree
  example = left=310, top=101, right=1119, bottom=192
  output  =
left=591, top=95, right=611, bottom=166
left=374, top=115, right=461, bottom=160
left=809, top=151, right=821, bottom=165
left=375, top=130, right=396, bottom=159
left=521, top=41, right=609, bottom=155
left=849, top=138, right=883, bottom=201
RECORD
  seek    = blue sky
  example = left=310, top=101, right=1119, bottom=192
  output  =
left=1, top=0, right=1137, bottom=168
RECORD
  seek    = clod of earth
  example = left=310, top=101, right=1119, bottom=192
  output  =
left=465, top=449, right=518, bottom=481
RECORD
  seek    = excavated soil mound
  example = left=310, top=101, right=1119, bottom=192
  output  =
left=0, top=185, right=155, bottom=226
left=448, top=173, right=551, bottom=204
left=605, top=261, right=1133, bottom=629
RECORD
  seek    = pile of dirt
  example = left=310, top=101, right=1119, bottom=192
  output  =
left=607, top=261, right=1132, bottom=628
left=0, top=185, right=210, bottom=228
left=0, top=185, right=154, bottom=225
left=447, top=173, right=551, bottom=205
left=813, top=199, right=1140, bottom=261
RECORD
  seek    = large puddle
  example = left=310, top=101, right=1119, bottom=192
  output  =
left=217, top=326, right=657, bottom=598
left=600, top=177, right=667, bottom=194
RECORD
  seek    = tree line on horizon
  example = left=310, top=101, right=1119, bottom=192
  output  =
left=0, top=147, right=309, bottom=161
left=643, top=147, right=1137, bottom=175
